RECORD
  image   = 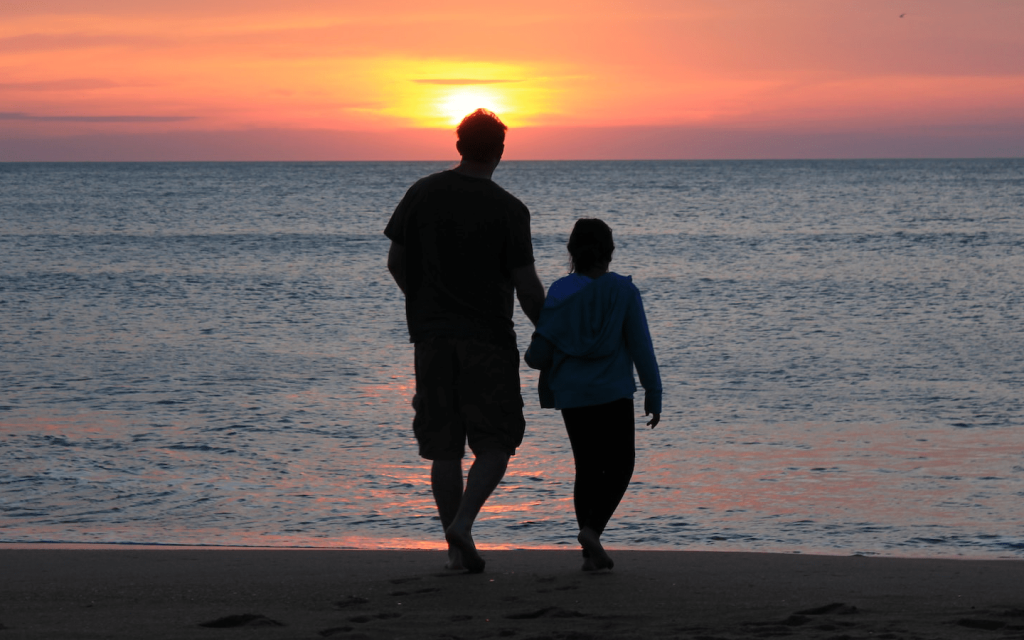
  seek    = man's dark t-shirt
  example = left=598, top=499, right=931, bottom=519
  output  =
left=384, top=170, right=534, bottom=347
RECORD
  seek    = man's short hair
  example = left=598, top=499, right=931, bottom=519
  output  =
left=457, top=109, right=507, bottom=162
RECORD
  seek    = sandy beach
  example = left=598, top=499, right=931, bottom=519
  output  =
left=1, top=547, right=1021, bottom=639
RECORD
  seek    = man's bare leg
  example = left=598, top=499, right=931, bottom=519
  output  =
left=431, top=459, right=465, bottom=570
left=444, top=450, right=509, bottom=573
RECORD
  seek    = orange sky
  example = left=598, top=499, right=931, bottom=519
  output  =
left=2, top=0, right=1022, bottom=160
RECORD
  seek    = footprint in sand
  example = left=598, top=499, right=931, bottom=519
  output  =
left=318, top=625, right=353, bottom=636
left=198, top=613, right=284, bottom=628
left=389, top=576, right=421, bottom=585
left=334, top=595, right=370, bottom=609
left=349, top=612, right=402, bottom=623
left=745, top=603, right=861, bottom=634
left=954, top=608, right=1024, bottom=631
left=795, top=602, right=859, bottom=616
left=957, top=618, right=1007, bottom=631
left=505, top=606, right=587, bottom=620
left=390, top=587, right=440, bottom=596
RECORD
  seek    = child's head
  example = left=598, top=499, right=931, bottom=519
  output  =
left=567, top=218, right=614, bottom=274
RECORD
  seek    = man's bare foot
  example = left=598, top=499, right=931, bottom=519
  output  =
left=578, top=528, right=613, bottom=571
left=444, top=547, right=465, bottom=571
left=444, top=527, right=485, bottom=573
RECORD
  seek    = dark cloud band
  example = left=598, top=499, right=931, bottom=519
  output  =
left=412, top=79, right=517, bottom=85
left=0, top=79, right=119, bottom=91
left=0, top=112, right=195, bottom=123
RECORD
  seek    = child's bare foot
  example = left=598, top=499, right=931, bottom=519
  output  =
left=578, top=528, right=613, bottom=571
left=444, top=547, right=465, bottom=571
left=445, top=527, right=485, bottom=573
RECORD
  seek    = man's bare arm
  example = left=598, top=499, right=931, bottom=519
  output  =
left=511, top=263, right=545, bottom=325
left=387, top=241, right=407, bottom=295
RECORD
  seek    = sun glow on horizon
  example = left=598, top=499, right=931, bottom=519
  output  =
left=363, top=59, right=557, bottom=129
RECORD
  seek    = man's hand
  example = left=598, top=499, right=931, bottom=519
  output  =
left=646, top=412, right=660, bottom=428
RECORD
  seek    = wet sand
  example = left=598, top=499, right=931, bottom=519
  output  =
left=1, top=546, right=1022, bottom=639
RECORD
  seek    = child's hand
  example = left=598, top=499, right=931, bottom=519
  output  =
left=646, top=412, right=660, bottom=428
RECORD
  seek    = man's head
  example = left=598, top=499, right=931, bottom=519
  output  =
left=456, top=109, right=507, bottom=163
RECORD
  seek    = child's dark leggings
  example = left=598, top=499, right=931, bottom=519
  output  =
left=561, top=397, right=636, bottom=538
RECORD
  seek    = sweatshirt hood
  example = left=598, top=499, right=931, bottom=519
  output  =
left=536, top=273, right=633, bottom=359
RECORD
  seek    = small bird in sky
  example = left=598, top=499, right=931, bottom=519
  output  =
left=899, top=13, right=906, bottom=18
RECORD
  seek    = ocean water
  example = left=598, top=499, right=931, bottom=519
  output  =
left=1, top=159, right=1022, bottom=559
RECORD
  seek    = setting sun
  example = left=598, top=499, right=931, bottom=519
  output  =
left=437, top=86, right=508, bottom=126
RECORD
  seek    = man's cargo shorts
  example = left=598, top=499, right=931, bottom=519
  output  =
left=412, top=336, right=525, bottom=460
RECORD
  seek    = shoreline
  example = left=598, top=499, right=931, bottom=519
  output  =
left=2, top=541, right=1021, bottom=561
left=1, top=548, right=1021, bottom=639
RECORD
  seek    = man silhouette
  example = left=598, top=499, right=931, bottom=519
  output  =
left=385, top=109, right=545, bottom=573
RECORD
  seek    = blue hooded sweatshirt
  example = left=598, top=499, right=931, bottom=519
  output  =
left=524, top=272, right=662, bottom=414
